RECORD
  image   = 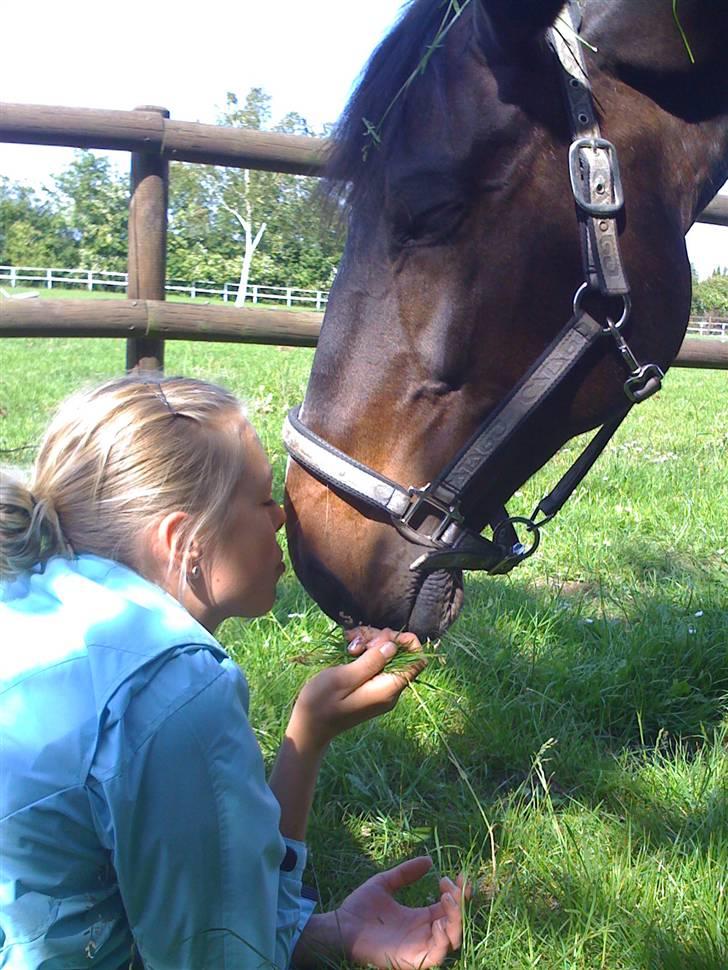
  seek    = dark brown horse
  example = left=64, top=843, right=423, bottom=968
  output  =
left=284, top=0, right=728, bottom=639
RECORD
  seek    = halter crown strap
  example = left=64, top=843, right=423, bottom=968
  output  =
left=548, top=3, right=630, bottom=296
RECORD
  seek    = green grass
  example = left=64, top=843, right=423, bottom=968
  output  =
left=1, top=338, right=726, bottom=968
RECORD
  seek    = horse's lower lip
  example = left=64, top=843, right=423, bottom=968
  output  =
left=408, top=568, right=464, bottom=639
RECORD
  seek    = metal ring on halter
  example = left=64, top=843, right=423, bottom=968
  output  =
left=493, top=516, right=541, bottom=560
left=572, top=282, right=631, bottom=331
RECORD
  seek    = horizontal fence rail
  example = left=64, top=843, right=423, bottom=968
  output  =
left=1, top=100, right=726, bottom=373
left=0, top=103, right=329, bottom=175
left=0, top=102, right=727, bottom=227
left=688, top=316, right=728, bottom=337
left=0, top=299, right=322, bottom=346
left=1, top=299, right=726, bottom=369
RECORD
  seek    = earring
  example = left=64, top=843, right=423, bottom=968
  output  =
left=189, top=562, right=201, bottom=580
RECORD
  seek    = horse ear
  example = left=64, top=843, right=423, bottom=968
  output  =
left=478, top=0, right=566, bottom=52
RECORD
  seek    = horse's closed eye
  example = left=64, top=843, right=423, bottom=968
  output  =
left=393, top=200, right=466, bottom=247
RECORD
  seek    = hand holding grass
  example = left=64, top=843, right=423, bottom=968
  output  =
left=289, top=626, right=428, bottom=751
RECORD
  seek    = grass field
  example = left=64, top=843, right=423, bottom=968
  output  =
left=1, top=337, right=727, bottom=968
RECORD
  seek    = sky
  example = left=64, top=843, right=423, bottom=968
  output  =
left=1, top=0, right=725, bottom=279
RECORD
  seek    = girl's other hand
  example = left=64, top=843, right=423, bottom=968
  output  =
left=295, top=857, right=472, bottom=969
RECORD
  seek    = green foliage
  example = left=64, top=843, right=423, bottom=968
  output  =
left=165, top=88, right=342, bottom=291
left=691, top=271, right=728, bottom=316
left=0, top=177, right=77, bottom=267
left=2, top=90, right=342, bottom=291
left=51, top=152, right=129, bottom=271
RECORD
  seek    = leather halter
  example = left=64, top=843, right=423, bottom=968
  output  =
left=283, top=1, right=665, bottom=576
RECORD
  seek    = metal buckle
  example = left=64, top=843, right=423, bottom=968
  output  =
left=568, top=137, right=624, bottom=216
left=401, top=485, right=464, bottom=544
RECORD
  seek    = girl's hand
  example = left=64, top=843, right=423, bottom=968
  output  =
left=296, top=857, right=470, bottom=969
left=289, top=627, right=426, bottom=751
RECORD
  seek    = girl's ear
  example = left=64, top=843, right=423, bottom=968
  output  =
left=154, top=510, right=194, bottom=571
left=476, top=0, right=565, bottom=55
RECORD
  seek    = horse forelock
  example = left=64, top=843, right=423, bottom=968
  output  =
left=326, top=0, right=475, bottom=215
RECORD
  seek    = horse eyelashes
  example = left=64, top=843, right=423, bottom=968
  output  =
left=393, top=200, right=466, bottom=246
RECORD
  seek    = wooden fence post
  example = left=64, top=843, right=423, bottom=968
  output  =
left=126, top=105, right=169, bottom=372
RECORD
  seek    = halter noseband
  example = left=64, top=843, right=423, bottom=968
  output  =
left=283, top=1, right=664, bottom=576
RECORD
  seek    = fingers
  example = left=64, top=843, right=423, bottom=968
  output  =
left=341, top=638, right=400, bottom=688
left=346, top=627, right=423, bottom=654
left=345, top=629, right=427, bottom=691
left=425, top=918, right=453, bottom=967
left=393, top=630, right=424, bottom=653
left=439, top=888, right=463, bottom=950
left=378, top=855, right=433, bottom=893
left=371, top=860, right=466, bottom=967
left=440, top=875, right=461, bottom=900
left=346, top=626, right=397, bottom=653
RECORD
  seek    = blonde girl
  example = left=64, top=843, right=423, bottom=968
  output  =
left=0, top=375, right=466, bottom=970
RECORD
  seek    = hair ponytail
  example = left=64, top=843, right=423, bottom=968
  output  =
left=0, top=472, right=72, bottom=580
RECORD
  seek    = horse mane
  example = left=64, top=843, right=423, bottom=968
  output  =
left=327, top=0, right=465, bottom=212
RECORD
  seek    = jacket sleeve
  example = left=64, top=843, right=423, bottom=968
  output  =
left=88, top=649, right=314, bottom=970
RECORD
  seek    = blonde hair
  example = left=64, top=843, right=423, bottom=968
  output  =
left=0, top=375, right=248, bottom=582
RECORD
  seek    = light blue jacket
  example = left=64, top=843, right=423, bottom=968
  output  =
left=0, top=555, right=314, bottom=969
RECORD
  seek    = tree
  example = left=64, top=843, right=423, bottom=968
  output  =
left=2, top=99, right=343, bottom=293
left=692, top=271, right=728, bottom=316
left=51, top=152, right=128, bottom=271
left=167, top=88, right=344, bottom=297
left=222, top=169, right=267, bottom=306
left=0, top=178, right=78, bottom=268
left=214, top=90, right=273, bottom=306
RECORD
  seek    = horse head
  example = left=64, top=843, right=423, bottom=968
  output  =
left=285, top=0, right=728, bottom=638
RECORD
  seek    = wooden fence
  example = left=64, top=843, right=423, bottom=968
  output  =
left=1, top=101, right=727, bottom=371
left=2, top=265, right=726, bottom=336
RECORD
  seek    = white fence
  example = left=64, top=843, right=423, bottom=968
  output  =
left=689, top=317, right=728, bottom=337
left=0, top=265, right=329, bottom=311
left=2, top=265, right=727, bottom=335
